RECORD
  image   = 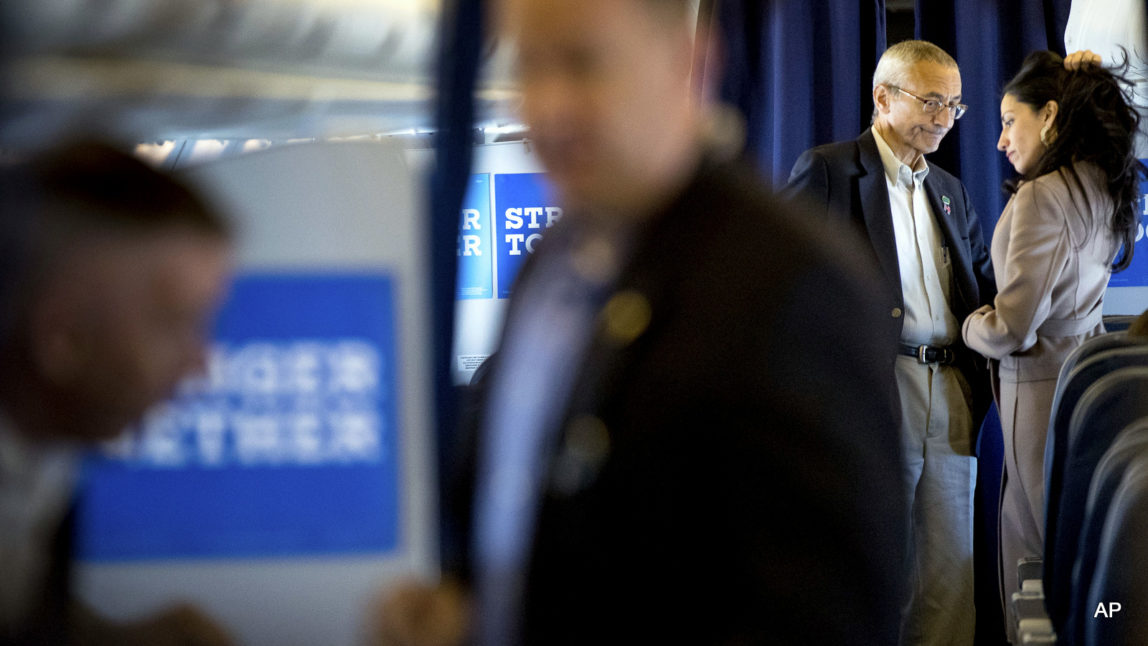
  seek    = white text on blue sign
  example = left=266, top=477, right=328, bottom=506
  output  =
left=504, top=206, right=563, bottom=255
left=102, top=340, right=386, bottom=468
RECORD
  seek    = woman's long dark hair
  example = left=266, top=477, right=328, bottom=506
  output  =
left=1002, top=50, right=1145, bottom=272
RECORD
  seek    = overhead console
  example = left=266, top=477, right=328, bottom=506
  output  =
left=0, top=0, right=517, bottom=145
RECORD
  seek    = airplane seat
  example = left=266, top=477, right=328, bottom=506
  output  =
left=1084, top=445, right=1148, bottom=646
left=1053, top=333, right=1134, bottom=404
left=1042, top=345, right=1148, bottom=606
left=1045, top=367, right=1148, bottom=634
left=1011, top=575, right=1053, bottom=643
left=1045, top=333, right=1138, bottom=508
left=1014, top=550, right=1051, bottom=637
left=1064, top=417, right=1148, bottom=645
left=1101, top=315, right=1136, bottom=333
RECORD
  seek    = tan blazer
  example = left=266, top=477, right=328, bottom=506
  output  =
left=963, top=162, right=1120, bottom=382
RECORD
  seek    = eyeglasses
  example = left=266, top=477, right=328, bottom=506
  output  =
left=890, top=86, right=968, bottom=120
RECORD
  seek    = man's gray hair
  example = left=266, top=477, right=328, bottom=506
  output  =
left=872, top=40, right=959, bottom=90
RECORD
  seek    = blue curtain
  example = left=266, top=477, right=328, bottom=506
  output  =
left=916, top=0, right=1071, bottom=232
left=718, top=0, right=887, bottom=185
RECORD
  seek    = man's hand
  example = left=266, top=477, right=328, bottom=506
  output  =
left=370, top=578, right=471, bottom=646
left=1064, top=49, right=1102, bottom=71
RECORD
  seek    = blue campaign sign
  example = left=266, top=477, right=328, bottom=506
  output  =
left=1109, top=163, right=1148, bottom=287
left=494, top=173, right=560, bottom=298
left=457, top=174, right=494, bottom=299
left=76, top=273, right=401, bottom=560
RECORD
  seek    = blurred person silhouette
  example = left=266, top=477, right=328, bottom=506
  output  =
left=785, top=40, right=996, bottom=646
left=961, top=49, right=1145, bottom=638
left=0, top=141, right=235, bottom=646
left=374, top=1, right=908, bottom=645
left=1130, top=307, right=1148, bottom=338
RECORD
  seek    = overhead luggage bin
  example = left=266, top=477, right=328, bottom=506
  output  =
left=0, top=0, right=519, bottom=144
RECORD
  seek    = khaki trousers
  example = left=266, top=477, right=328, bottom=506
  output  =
left=996, top=377, right=1055, bottom=643
left=895, top=356, right=977, bottom=646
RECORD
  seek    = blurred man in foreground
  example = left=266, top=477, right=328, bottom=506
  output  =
left=0, top=142, right=234, bottom=645
left=377, top=1, right=909, bottom=644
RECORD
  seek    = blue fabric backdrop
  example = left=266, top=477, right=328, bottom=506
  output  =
left=718, top=0, right=887, bottom=185
left=916, top=0, right=1071, bottom=232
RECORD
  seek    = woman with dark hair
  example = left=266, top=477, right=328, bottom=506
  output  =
left=962, top=49, right=1145, bottom=620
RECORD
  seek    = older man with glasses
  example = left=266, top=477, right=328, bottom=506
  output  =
left=786, top=40, right=996, bottom=646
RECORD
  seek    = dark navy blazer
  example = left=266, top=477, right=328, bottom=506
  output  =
left=451, top=155, right=910, bottom=646
left=786, top=128, right=997, bottom=429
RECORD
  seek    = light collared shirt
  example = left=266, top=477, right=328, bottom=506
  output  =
left=472, top=217, right=631, bottom=646
left=872, top=128, right=959, bottom=346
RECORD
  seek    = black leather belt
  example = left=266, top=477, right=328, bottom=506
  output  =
left=899, top=343, right=957, bottom=365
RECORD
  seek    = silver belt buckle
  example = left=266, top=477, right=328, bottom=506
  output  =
left=917, top=345, right=930, bottom=364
